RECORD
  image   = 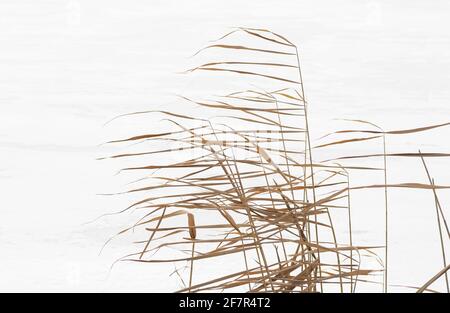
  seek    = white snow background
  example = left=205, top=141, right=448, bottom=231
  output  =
left=0, top=0, right=449, bottom=292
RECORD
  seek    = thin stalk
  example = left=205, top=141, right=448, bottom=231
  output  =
left=189, top=241, right=195, bottom=292
left=432, top=179, right=449, bottom=292
left=259, top=155, right=289, bottom=263
left=382, top=134, right=388, bottom=293
left=303, top=133, right=313, bottom=290
left=325, top=208, right=344, bottom=292
left=139, top=207, right=166, bottom=259
left=233, top=161, right=275, bottom=291
left=271, top=95, right=307, bottom=289
left=417, top=264, right=450, bottom=293
left=295, top=46, right=322, bottom=292
left=206, top=123, right=269, bottom=290
left=216, top=199, right=252, bottom=292
left=353, top=249, right=362, bottom=293
left=419, top=152, right=449, bottom=292
left=346, top=173, right=354, bottom=293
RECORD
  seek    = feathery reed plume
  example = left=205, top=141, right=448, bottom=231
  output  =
left=187, top=213, right=196, bottom=292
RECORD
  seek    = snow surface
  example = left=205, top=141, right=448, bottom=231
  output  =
left=0, top=0, right=449, bottom=292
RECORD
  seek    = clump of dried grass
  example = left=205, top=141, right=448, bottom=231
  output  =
left=102, top=28, right=450, bottom=293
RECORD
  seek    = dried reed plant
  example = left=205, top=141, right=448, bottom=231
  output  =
left=102, top=28, right=450, bottom=293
